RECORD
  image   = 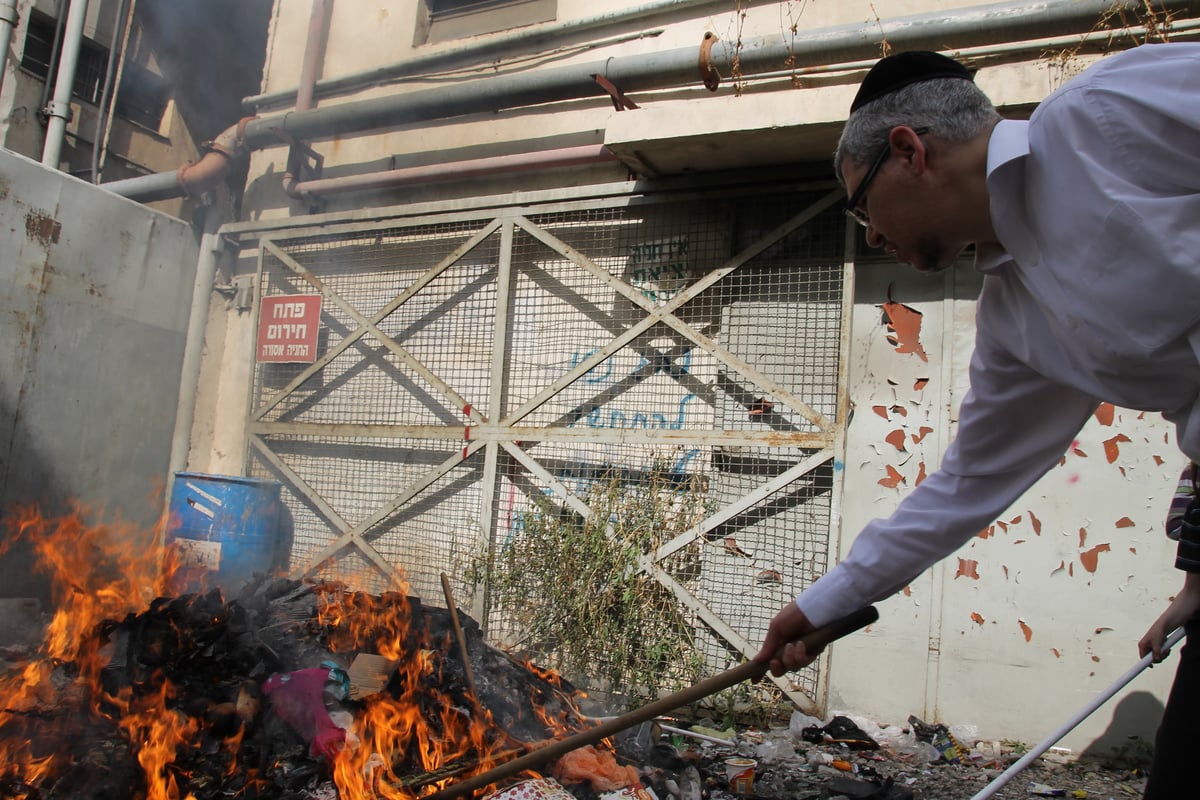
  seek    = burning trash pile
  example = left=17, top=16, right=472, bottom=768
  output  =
left=0, top=505, right=1148, bottom=800
left=0, top=505, right=607, bottom=800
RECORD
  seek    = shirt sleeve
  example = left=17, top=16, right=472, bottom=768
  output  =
left=796, top=327, right=1099, bottom=628
left=1166, top=464, right=1196, bottom=541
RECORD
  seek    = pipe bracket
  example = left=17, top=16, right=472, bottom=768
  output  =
left=699, top=31, right=720, bottom=92
left=591, top=73, right=638, bottom=111
left=42, top=99, right=73, bottom=121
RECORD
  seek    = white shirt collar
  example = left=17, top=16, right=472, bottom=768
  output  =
left=978, top=119, right=1035, bottom=274
left=987, top=118, right=1030, bottom=177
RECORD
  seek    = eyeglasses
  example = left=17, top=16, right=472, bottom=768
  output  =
left=844, top=127, right=928, bottom=228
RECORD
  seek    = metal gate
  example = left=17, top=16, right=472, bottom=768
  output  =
left=242, top=180, right=851, bottom=710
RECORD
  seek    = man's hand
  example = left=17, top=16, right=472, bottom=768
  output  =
left=754, top=601, right=821, bottom=676
left=1138, top=572, right=1200, bottom=662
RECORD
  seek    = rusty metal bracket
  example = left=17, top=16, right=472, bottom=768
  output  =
left=699, top=31, right=721, bottom=92
left=591, top=73, right=639, bottom=111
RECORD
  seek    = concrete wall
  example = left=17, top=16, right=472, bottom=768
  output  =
left=0, top=148, right=198, bottom=601
left=835, top=256, right=1180, bottom=751
left=201, top=0, right=1197, bottom=751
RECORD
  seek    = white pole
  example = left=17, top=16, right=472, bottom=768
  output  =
left=0, top=0, right=18, bottom=100
left=970, top=626, right=1186, bottom=800
left=41, top=0, right=89, bottom=169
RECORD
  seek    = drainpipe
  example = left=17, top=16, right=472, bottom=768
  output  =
left=245, top=0, right=731, bottom=111
left=104, top=0, right=1200, bottom=201
left=36, top=0, right=66, bottom=122
left=41, top=0, right=89, bottom=169
left=291, top=143, right=617, bottom=197
left=0, top=0, right=18, bottom=99
left=282, top=0, right=331, bottom=197
left=91, top=0, right=132, bottom=183
left=163, top=209, right=226, bottom=548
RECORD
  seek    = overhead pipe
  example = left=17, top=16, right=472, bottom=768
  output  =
left=104, top=115, right=254, bottom=200
left=238, top=0, right=1200, bottom=149
left=291, top=143, right=617, bottom=197
left=104, top=0, right=1200, bottom=201
left=245, top=0, right=731, bottom=111
left=41, top=0, right=89, bottom=168
left=0, top=0, right=18, bottom=99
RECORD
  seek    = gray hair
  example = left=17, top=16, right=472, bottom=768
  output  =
left=834, top=77, right=1000, bottom=185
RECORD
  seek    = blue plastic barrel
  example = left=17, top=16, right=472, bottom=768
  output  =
left=166, top=472, right=284, bottom=593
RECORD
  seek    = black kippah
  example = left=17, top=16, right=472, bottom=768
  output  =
left=850, top=51, right=974, bottom=114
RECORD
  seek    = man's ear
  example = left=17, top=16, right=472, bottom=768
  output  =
left=888, top=126, right=927, bottom=173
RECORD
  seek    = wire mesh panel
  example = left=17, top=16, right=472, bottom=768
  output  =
left=243, top=183, right=848, bottom=712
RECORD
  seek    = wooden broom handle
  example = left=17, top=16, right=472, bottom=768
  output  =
left=425, top=605, right=879, bottom=800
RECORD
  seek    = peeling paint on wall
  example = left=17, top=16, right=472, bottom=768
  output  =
left=1080, top=543, right=1112, bottom=573
left=1094, top=403, right=1115, bottom=426
left=872, top=405, right=889, bottom=420
left=878, top=465, right=904, bottom=488
left=911, top=426, right=933, bottom=444
left=956, top=559, right=980, bottom=580
left=881, top=299, right=928, bottom=362
left=1115, top=517, right=1135, bottom=528
left=885, top=429, right=907, bottom=452
left=1103, top=434, right=1132, bottom=463
left=1019, top=620, right=1033, bottom=642
left=971, top=612, right=984, bottom=625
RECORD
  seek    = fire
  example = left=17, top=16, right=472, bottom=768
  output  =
left=0, top=504, right=189, bottom=798
left=0, top=503, right=597, bottom=800
left=317, top=587, right=513, bottom=798
left=116, top=682, right=201, bottom=800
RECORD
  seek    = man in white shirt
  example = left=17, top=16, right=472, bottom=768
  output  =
left=752, top=44, right=1200, bottom=799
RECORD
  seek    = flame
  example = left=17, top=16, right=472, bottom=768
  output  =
left=317, top=588, right=513, bottom=798
left=0, top=504, right=597, bottom=800
left=116, top=682, right=200, bottom=800
left=0, top=503, right=186, bottom=798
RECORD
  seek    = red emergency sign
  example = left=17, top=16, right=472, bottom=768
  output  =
left=257, top=294, right=321, bottom=363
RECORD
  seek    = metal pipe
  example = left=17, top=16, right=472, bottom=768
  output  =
left=37, top=0, right=67, bottom=120
left=105, top=116, right=251, bottom=199
left=244, top=0, right=729, bottom=110
left=91, top=0, right=130, bottom=182
left=41, top=0, right=89, bottom=168
left=166, top=211, right=226, bottom=484
left=104, top=0, right=1200, bottom=202
left=295, top=0, right=329, bottom=113
left=292, top=144, right=617, bottom=197
left=970, top=626, right=1186, bottom=800
left=102, top=167, right=183, bottom=200
left=0, top=0, right=18, bottom=99
left=283, top=0, right=331, bottom=197
left=744, top=16, right=1200, bottom=86
left=240, top=0, right=1199, bottom=150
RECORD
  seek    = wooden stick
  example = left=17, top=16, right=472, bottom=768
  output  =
left=441, top=572, right=479, bottom=701
left=424, top=605, right=878, bottom=800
